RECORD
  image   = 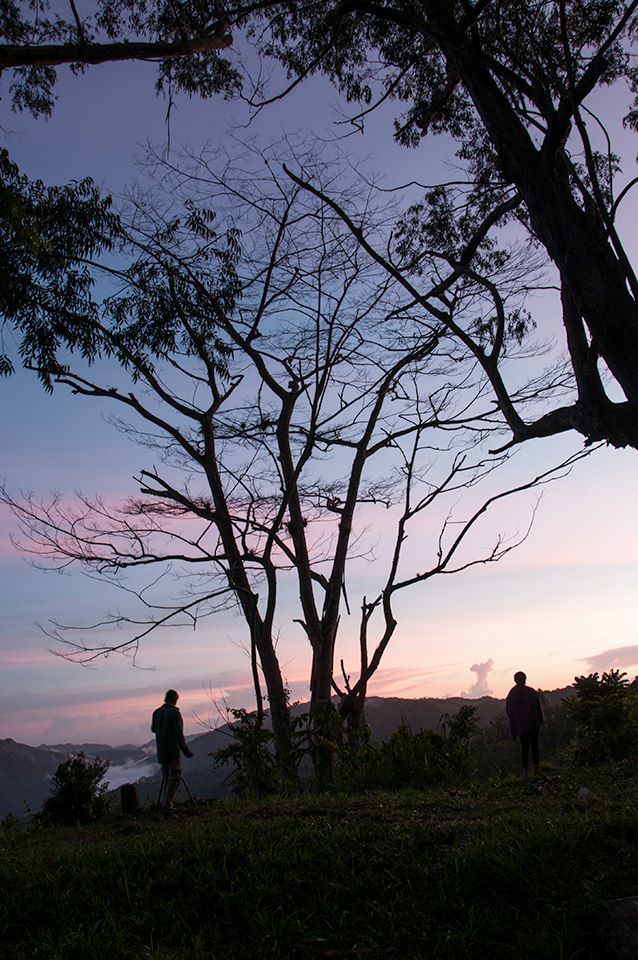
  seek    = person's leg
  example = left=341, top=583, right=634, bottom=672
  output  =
left=160, top=763, right=170, bottom=804
left=530, top=727, right=540, bottom=774
left=520, top=732, right=530, bottom=777
left=165, top=756, right=182, bottom=807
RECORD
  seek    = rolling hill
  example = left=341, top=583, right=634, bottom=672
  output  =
left=1, top=688, right=573, bottom=817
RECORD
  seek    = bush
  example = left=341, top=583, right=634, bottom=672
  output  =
left=371, top=706, right=479, bottom=789
left=215, top=705, right=479, bottom=795
left=563, top=670, right=638, bottom=764
left=328, top=706, right=480, bottom=792
left=213, top=708, right=310, bottom=798
left=38, top=752, right=110, bottom=825
left=213, top=709, right=279, bottom=798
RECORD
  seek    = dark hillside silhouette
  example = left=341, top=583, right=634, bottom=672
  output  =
left=1, top=689, right=573, bottom=817
left=0, top=738, right=62, bottom=817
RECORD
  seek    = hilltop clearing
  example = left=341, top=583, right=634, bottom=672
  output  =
left=2, top=767, right=638, bottom=959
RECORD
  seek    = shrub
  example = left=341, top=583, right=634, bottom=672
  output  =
left=213, top=709, right=279, bottom=798
left=38, top=752, right=110, bottom=825
left=563, top=670, right=638, bottom=764
left=213, top=707, right=309, bottom=798
left=373, top=706, right=479, bottom=789
left=332, top=706, right=480, bottom=792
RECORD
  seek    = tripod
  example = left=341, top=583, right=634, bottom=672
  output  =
left=157, top=770, right=197, bottom=808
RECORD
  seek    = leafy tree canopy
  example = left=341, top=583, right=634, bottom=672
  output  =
left=1, top=0, right=238, bottom=117
left=563, top=669, right=638, bottom=763
left=242, top=0, right=638, bottom=448
left=4, top=1, right=638, bottom=450
left=0, top=147, right=118, bottom=384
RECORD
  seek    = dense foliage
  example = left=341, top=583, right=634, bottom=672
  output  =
left=247, top=0, right=638, bottom=448
left=37, top=752, right=110, bottom=826
left=360, top=707, right=479, bottom=790
left=214, top=703, right=481, bottom=796
left=213, top=707, right=311, bottom=798
left=214, top=674, right=638, bottom=792
left=563, top=668, right=638, bottom=763
left=1, top=1, right=238, bottom=117
left=5, top=2, right=638, bottom=450
left=0, top=148, right=118, bottom=384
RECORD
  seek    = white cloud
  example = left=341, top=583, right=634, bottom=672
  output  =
left=461, top=658, right=495, bottom=698
left=582, top=644, right=638, bottom=674
left=105, top=759, right=160, bottom=791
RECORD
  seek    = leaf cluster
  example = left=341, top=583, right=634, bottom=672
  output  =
left=563, top=669, right=638, bottom=763
left=3, top=0, right=240, bottom=118
left=213, top=706, right=310, bottom=798
left=37, top=752, right=110, bottom=826
left=0, top=148, right=119, bottom=388
left=251, top=1, right=638, bottom=257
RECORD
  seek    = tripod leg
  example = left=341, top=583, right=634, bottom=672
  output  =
left=181, top=777, right=196, bottom=807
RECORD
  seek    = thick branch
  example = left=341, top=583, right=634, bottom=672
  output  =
left=0, top=33, right=232, bottom=70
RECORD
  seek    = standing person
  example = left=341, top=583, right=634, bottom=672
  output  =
left=152, top=689, right=193, bottom=810
left=506, top=672, right=544, bottom=778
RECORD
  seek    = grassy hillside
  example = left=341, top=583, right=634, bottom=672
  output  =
left=3, top=764, right=638, bottom=959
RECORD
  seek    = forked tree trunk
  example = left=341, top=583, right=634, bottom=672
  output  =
left=424, top=0, right=638, bottom=446
left=202, top=421, right=296, bottom=779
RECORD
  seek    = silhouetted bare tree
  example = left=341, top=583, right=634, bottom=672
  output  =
left=2, top=148, right=587, bottom=774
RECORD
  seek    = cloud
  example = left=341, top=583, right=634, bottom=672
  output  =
left=582, top=644, right=638, bottom=674
left=0, top=666, right=263, bottom=714
left=0, top=649, right=57, bottom=669
left=37, top=710, right=154, bottom=748
left=461, top=658, right=494, bottom=698
left=1, top=670, right=270, bottom=747
left=105, top=760, right=160, bottom=791
left=365, top=663, right=460, bottom=698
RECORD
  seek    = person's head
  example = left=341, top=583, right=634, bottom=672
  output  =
left=164, top=689, right=179, bottom=705
left=514, top=671, right=527, bottom=686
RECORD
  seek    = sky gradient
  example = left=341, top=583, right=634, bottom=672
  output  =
left=2, top=49, right=638, bottom=747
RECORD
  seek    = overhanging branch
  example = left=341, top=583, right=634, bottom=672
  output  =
left=0, top=33, right=232, bottom=71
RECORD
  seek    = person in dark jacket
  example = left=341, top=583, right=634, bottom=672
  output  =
left=505, top=671, right=544, bottom=778
left=151, top=689, right=193, bottom=809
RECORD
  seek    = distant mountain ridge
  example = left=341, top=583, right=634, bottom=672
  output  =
left=37, top=742, right=153, bottom=764
left=39, top=742, right=145, bottom=754
left=360, top=688, right=570, bottom=740
left=1, top=687, right=573, bottom=818
left=0, top=739, right=63, bottom=818
left=0, top=739, right=153, bottom=818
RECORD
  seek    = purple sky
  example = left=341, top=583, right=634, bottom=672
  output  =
left=2, top=46, right=638, bottom=746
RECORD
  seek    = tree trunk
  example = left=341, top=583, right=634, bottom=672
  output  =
left=253, top=623, right=296, bottom=779
left=424, top=0, right=638, bottom=445
left=339, top=690, right=370, bottom=752
left=201, top=419, right=296, bottom=778
left=308, top=624, right=342, bottom=782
